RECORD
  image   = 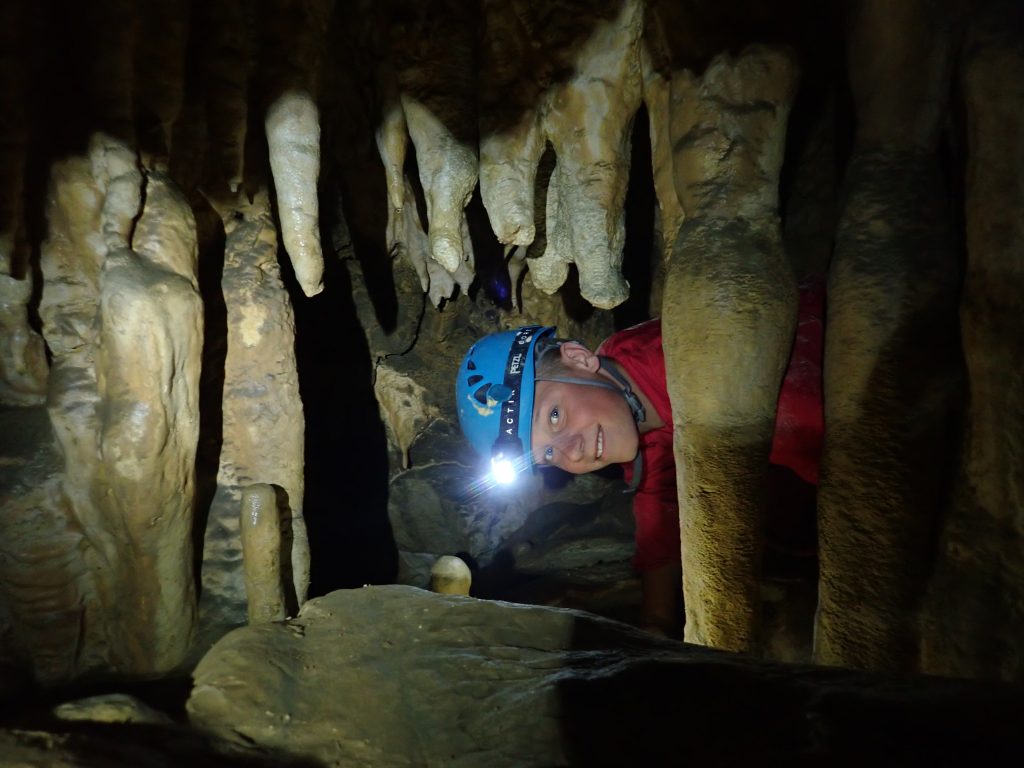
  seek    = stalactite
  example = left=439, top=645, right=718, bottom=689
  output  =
left=133, top=0, right=189, bottom=165
left=200, top=0, right=254, bottom=193
left=386, top=0, right=479, bottom=277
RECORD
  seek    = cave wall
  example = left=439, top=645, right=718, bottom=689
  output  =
left=0, top=0, right=1020, bottom=685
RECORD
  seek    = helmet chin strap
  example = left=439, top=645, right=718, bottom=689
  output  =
left=535, top=355, right=647, bottom=492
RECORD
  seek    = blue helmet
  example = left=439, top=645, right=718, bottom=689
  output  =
left=456, top=325, right=556, bottom=481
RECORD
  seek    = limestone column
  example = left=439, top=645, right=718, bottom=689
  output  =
left=662, top=47, right=799, bottom=653
left=919, top=0, right=1024, bottom=681
left=814, top=0, right=962, bottom=671
left=93, top=169, right=203, bottom=673
left=199, top=191, right=308, bottom=630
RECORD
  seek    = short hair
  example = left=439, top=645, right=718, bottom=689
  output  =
left=534, top=337, right=571, bottom=380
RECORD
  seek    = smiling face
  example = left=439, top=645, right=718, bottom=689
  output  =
left=530, top=369, right=640, bottom=474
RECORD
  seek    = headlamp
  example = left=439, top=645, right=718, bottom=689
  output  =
left=483, top=326, right=541, bottom=489
left=489, top=454, right=517, bottom=485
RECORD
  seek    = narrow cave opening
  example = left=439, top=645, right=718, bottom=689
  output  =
left=282, top=202, right=397, bottom=598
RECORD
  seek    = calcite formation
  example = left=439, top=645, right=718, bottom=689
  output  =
left=239, top=484, right=287, bottom=624
left=919, top=0, right=1024, bottom=680
left=814, top=0, right=962, bottom=672
left=480, top=0, right=644, bottom=309
left=198, top=190, right=308, bottom=635
left=662, top=46, right=799, bottom=653
left=0, top=0, right=1021, bottom=696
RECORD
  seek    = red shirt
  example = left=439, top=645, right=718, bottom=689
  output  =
left=597, top=279, right=825, bottom=572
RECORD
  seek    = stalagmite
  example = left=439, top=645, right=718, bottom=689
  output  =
left=814, top=0, right=961, bottom=672
left=0, top=273, right=47, bottom=405
left=430, top=556, right=472, bottom=596
left=200, top=190, right=310, bottom=630
left=34, top=157, right=112, bottom=679
left=89, top=134, right=143, bottom=253
left=662, top=47, right=799, bottom=653
left=266, top=92, right=325, bottom=297
left=30, top=160, right=204, bottom=677
left=0, top=499, right=89, bottom=682
left=240, top=484, right=287, bottom=624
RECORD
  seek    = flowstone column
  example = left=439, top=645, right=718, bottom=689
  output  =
left=919, top=0, right=1024, bottom=681
left=199, top=190, right=309, bottom=632
left=94, top=168, right=203, bottom=672
left=32, top=153, right=203, bottom=677
left=662, top=47, right=799, bottom=653
left=814, top=0, right=962, bottom=671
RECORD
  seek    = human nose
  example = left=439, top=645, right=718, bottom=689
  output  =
left=552, top=431, right=584, bottom=465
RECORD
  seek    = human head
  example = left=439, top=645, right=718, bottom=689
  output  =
left=530, top=341, right=640, bottom=473
left=455, top=325, right=556, bottom=483
left=456, top=327, right=640, bottom=484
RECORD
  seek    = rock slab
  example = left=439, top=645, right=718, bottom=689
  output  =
left=188, top=586, right=1024, bottom=766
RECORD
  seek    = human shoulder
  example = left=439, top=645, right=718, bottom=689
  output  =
left=597, top=317, right=662, bottom=359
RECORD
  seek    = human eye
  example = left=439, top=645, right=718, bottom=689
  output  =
left=544, top=445, right=554, bottom=463
left=549, top=406, right=560, bottom=427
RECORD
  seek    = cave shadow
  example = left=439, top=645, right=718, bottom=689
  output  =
left=554, top=617, right=1024, bottom=763
left=275, top=181, right=398, bottom=597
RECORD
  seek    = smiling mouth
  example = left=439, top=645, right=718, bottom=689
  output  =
left=596, top=425, right=604, bottom=460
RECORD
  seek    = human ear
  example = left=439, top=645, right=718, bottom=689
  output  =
left=559, top=341, right=600, bottom=373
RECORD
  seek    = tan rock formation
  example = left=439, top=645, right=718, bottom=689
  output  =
left=639, top=5, right=685, bottom=312
left=387, top=1, right=479, bottom=277
left=480, top=0, right=644, bottom=309
left=261, top=0, right=334, bottom=298
left=240, top=484, right=287, bottom=624
left=430, top=555, right=472, bottom=596
left=17, top=158, right=203, bottom=678
left=93, top=169, right=203, bottom=673
left=920, top=0, right=1024, bottom=680
left=0, top=272, right=47, bottom=406
left=662, top=46, right=799, bottom=653
left=814, top=0, right=962, bottom=672
left=374, top=364, right=441, bottom=469
left=199, top=191, right=308, bottom=630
